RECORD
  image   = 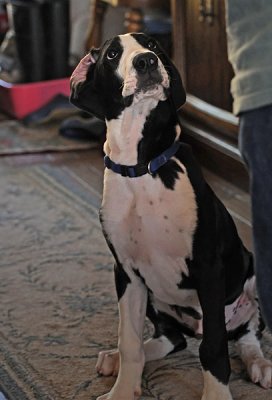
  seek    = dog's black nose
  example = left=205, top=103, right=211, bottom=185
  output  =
left=133, top=52, right=158, bottom=74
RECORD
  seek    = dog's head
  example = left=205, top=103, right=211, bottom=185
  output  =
left=70, top=33, right=186, bottom=121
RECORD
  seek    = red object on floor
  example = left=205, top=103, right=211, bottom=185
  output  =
left=0, top=12, right=8, bottom=35
left=0, top=78, right=70, bottom=119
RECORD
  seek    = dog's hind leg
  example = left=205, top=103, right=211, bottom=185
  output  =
left=235, top=309, right=272, bottom=388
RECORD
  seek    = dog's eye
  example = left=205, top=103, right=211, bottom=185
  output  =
left=147, top=40, right=157, bottom=50
left=107, top=49, right=119, bottom=60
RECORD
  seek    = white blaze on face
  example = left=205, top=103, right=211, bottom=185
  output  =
left=117, top=34, right=170, bottom=99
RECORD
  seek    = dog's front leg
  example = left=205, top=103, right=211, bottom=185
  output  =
left=97, top=264, right=147, bottom=400
left=197, top=255, right=233, bottom=400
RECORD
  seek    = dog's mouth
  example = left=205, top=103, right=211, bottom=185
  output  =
left=137, top=73, right=163, bottom=92
left=121, top=51, right=170, bottom=101
left=123, top=69, right=169, bottom=102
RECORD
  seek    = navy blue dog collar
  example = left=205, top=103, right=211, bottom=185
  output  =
left=104, top=141, right=181, bottom=178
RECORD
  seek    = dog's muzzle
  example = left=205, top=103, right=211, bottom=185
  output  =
left=130, top=51, right=165, bottom=98
left=122, top=50, right=169, bottom=100
left=133, top=52, right=158, bottom=75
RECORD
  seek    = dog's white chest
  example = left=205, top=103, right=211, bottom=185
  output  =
left=101, top=165, right=198, bottom=304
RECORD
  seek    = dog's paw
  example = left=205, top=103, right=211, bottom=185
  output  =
left=96, top=349, right=119, bottom=376
left=247, top=357, right=272, bottom=389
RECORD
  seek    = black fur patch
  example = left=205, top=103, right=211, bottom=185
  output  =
left=137, top=99, right=183, bottom=189
left=177, top=258, right=198, bottom=290
left=94, top=37, right=128, bottom=120
left=175, top=144, right=253, bottom=305
left=71, top=36, right=130, bottom=121
left=170, top=305, right=202, bottom=320
left=156, top=160, right=183, bottom=190
left=227, top=321, right=250, bottom=341
left=114, top=263, right=131, bottom=300
left=147, top=298, right=188, bottom=349
left=133, top=268, right=146, bottom=285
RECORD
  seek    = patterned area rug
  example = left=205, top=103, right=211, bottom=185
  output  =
left=0, top=160, right=271, bottom=400
left=0, top=119, right=97, bottom=156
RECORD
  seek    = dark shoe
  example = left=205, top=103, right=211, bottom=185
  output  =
left=59, top=115, right=106, bottom=142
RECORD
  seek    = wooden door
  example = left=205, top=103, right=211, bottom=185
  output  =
left=184, top=0, right=233, bottom=111
left=171, top=0, right=239, bottom=141
left=171, top=0, right=249, bottom=190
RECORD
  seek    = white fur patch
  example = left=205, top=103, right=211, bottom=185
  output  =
left=102, top=163, right=198, bottom=306
left=104, top=97, right=159, bottom=165
left=96, top=277, right=147, bottom=400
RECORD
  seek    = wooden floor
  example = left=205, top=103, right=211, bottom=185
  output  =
left=3, top=146, right=253, bottom=251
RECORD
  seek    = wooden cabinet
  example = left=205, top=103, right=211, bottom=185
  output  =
left=182, top=0, right=233, bottom=110
left=171, top=0, right=248, bottom=190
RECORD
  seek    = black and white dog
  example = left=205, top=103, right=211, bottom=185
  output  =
left=70, top=33, right=271, bottom=400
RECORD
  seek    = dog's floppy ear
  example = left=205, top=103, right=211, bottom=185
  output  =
left=159, top=50, right=186, bottom=111
left=70, top=48, right=105, bottom=120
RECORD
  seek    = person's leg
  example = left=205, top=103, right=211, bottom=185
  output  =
left=239, top=104, right=272, bottom=331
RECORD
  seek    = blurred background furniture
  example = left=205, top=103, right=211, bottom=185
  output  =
left=86, top=0, right=170, bottom=48
left=7, top=0, right=70, bottom=83
left=171, top=0, right=248, bottom=190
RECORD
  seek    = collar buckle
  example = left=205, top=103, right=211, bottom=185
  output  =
left=147, top=161, right=153, bottom=175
